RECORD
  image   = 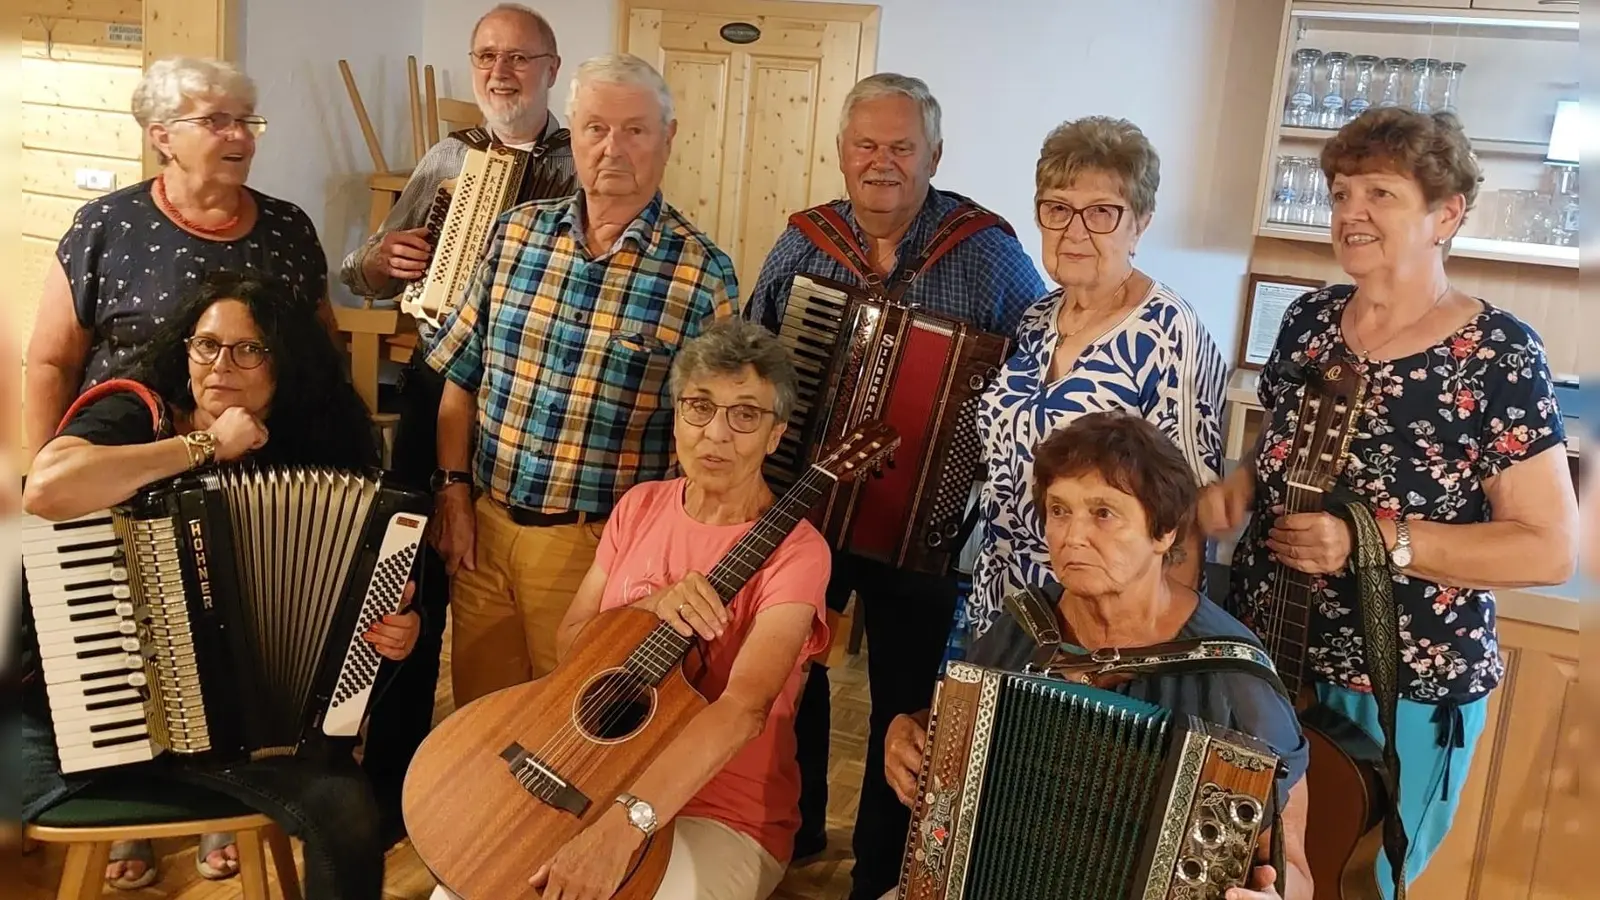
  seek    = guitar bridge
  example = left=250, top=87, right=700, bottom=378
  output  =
left=500, top=742, right=590, bottom=816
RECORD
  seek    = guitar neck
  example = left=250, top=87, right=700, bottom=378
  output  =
left=624, top=467, right=835, bottom=684
left=1269, top=480, right=1325, bottom=697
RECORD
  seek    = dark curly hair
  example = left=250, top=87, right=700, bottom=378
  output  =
left=1320, top=107, right=1483, bottom=212
left=128, top=271, right=378, bottom=470
left=1030, top=411, right=1196, bottom=564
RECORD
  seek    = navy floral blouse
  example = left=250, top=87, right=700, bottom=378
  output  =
left=56, top=179, right=326, bottom=392
left=1228, top=285, right=1565, bottom=704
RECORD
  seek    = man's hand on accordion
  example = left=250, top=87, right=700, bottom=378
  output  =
left=362, top=582, right=421, bottom=661
left=364, top=226, right=433, bottom=283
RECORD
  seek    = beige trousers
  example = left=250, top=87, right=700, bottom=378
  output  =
left=448, top=496, right=602, bottom=706
left=427, top=816, right=786, bottom=900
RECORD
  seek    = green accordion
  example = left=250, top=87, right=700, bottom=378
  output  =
left=899, top=662, right=1280, bottom=900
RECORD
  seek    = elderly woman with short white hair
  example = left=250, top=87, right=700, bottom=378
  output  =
left=24, top=55, right=331, bottom=460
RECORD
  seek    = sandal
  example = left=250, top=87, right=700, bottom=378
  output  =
left=195, top=831, right=240, bottom=880
left=105, top=839, right=158, bottom=890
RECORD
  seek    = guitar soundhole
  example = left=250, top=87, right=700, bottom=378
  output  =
left=573, top=670, right=655, bottom=742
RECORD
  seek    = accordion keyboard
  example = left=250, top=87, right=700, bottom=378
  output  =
left=767, top=276, right=852, bottom=485
left=22, top=511, right=158, bottom=773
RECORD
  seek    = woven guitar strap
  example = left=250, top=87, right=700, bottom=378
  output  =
left=1331, top=499, right=1409, bottom=900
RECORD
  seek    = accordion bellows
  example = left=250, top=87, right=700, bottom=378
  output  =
left=23, top=465, right=428, bottom=774
left=901, top=662, right=1279, bottom=900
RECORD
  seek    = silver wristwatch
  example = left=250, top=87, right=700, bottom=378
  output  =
left=615, top=792, right=658, bottom=836
left=1389, top=518, right=1414, bottom=571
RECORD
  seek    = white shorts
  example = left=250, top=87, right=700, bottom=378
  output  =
left=428, top=815, right=786, bottom=900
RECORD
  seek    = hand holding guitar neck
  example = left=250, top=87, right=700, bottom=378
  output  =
left=642, top=573, right=729, bottom=641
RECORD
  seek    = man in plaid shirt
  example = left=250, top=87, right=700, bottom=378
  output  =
left=426, top=53, right=737, bottom=706
left=745, top=73, right=1045, bottom=897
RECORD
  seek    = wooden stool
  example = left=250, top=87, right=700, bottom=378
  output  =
left=25, top=813, right=302, bottom=900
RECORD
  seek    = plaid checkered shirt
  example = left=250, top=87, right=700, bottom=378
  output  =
left=743, top=188, right=1046, bottom=337
left=426, top=190, right=738, bottom=515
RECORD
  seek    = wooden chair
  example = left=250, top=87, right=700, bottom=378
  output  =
left=435, top=96, right=484, bottom=135
left=26, top=813, right=301, bottom=900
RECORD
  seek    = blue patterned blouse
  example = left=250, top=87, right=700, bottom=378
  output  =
left=967, top=281, right=1228, bottom=637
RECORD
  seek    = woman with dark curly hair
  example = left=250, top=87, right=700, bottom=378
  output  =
left=1200, top=108, right=1576, bottom=898
left=21, top=272, right=415, bottom=898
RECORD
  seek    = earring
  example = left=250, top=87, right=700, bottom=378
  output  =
left=1435, top=237, right=1447, bottom=246
left=186, top=377, right=194, bottom=396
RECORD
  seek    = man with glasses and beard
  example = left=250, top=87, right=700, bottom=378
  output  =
left=337, top=2, right=577, bottom=846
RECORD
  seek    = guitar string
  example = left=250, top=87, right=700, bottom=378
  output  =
left=548, top=469, right=828, bottom=787
left=528, top=465, right=834, bottom=783
left=1265, top=365, right=1355, bottom=692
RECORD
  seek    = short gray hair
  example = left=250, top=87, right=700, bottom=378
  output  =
left=1036, top=116, right=1161, bottom=219
left=670, top=319, right=799, bottom=422
left=132, top=57, right=256, bottom=128
left=471, top=3, right=557, bottom=55
left=566, top=53, right=674, bottom=124
left=838, top=73, right=941, bottom=146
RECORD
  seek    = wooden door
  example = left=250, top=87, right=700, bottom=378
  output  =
left=621, top=0, right=879, bottom=292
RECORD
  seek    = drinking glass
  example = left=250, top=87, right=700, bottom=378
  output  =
left=1284, top=48, right=1322, bottom=127
left=1434, top=62, right=1465, bottom=113
left=1408, top=59, right=1440, bottom=113
left=1270, top=156, right=1302, bottom=224
left=1376, top=58, right=1408, bottom=108
left=1318, top=52, right=1352, bottom=129
left=1346, top=55, right=1380, bottom=123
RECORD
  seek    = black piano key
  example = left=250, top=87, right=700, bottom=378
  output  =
left=76, top=646, right=128, bottom=659
left=88, top=717, right=148, bottom=734
left=54, top=537, right=122, bottom=554
left=91, top=733, right=151, bottom=750
left=47, top=516, right=114, bottom=532
left=61, top=553, right=121, bottom=570
left=67, top=609, right=118, bottom=623
left=86, top=695, right=145, bottom=712
left=66, top=593, right=119, bottom=607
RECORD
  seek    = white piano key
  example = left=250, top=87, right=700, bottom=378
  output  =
left=41, top=653, right=144, bottom=685
left=59, top=743, right=158, bottom=775
left=46, top=675, right=147, bottom=709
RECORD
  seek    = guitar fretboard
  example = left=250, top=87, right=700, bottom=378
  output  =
left=624, top=467, right=834, bottom=685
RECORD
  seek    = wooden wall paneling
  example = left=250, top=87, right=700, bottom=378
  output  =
left=21, top=56, right=143, bottom=110
left=19, top=0, right=140, bottom=21
left=18, top=238, right=60, bottom=354
left=22, top=15, right=143, bottom=66
left=142, top=0, right=237, bottom=175
left=22, top=104, right=144, bottom=160
left=21, top=148, right=143, bottom=199
left=1248, top=238, right=1582, bottom=378
left=21, top=194, right=89, bottom=244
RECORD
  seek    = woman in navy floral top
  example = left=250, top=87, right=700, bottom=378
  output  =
left=1202, top=109, right=1576, bottom=900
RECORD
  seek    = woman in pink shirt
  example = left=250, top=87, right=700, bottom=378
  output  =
left=536, top=318, right=831, bottom=899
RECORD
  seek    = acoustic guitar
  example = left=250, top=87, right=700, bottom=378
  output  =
left=1258, top=356, right=1387, bottom=900
left=402, top=423, right=901, bottom=899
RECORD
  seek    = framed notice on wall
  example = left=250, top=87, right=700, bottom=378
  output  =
left=1237, top=274, right=1324, bottom=370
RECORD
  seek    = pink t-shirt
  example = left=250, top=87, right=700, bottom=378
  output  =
left=594, top=477, right=831, bottom=863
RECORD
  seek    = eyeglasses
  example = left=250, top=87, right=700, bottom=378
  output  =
left=676, top=397, right=775, bottom=434
left=168, top=112, right=269, bottom=137
left=1036, top=200, right=1128, bottom=234
left=186, top=337, right=271, bottom=370
left=469, top=50, right=555, bottom=70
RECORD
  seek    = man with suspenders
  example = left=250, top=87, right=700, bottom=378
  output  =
left=745, top=73, right=1045, bottom=900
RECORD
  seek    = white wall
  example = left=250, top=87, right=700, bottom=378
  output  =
left=238, top=0, right=426, bottom=305
left=417, top=0, right=1285, bottom=354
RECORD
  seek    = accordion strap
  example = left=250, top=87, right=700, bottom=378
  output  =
left=55, top=378, right=169, bottom=439
left=789, top=192, right=1013, bottom=305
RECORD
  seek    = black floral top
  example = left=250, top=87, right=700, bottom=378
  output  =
left=1228, top=284, right=1565, bottom=703
left=57, top=179, right=326, bottom=392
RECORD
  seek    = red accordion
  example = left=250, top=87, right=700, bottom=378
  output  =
left=765, top=269, right=1011, bottom=580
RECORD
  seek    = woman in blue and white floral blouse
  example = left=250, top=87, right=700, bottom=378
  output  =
left=1201, top=108, right=1577, bottom=899
left=966, top=116, right=1227, bottom=641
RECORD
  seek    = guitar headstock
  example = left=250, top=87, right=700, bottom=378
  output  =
left=812, top=421, right=901, bottom=483
left=1285, top=355, right=1368, bottom=494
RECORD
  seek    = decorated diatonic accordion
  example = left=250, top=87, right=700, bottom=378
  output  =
left=900, top=662, right=1279, bottom=900
left=399, top=127, right=572, bottom=330
left=764, top=274, right=1008, bottom=575
left=22, top=466, right=429, bottom=775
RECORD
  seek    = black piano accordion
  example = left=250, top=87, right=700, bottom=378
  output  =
left=22, top=465, right=429, bottom=775
left=900, top=661, right=1280, bottom=900
left=765, top=273, right=1008, bottom=575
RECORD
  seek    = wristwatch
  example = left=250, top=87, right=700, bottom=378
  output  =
left=429, top=468, right=472, bottom=492
left=615, top=793, right=658, bottom=836
left=1388, top=518, right=1414, bottom=571
left=182, top=431, right=217, bottom=469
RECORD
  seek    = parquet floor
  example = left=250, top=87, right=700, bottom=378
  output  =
left=16, top=613, right=871, bottom=900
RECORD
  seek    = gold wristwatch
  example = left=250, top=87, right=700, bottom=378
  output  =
left=182, top=431, right=217, bottom=469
